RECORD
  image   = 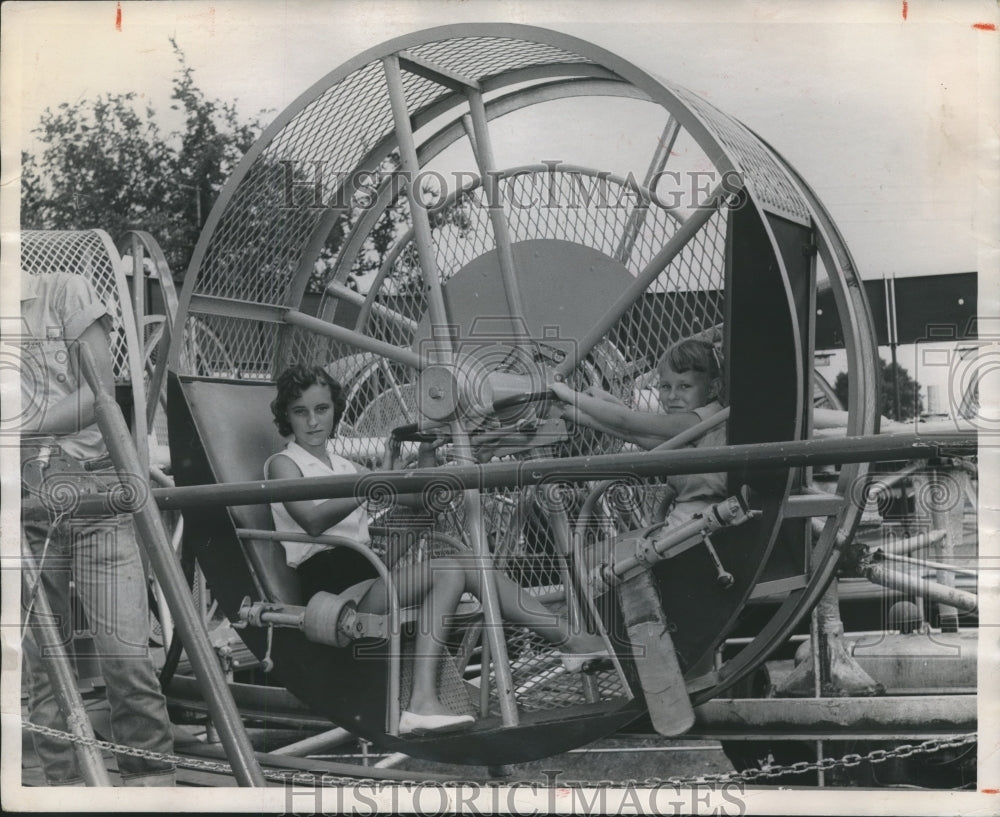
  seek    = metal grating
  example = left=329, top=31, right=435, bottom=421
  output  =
left=668, top=85, right=811, bottom=224
left=408, top=36, right=593, bottom=83
left=20, top=230, right=136, bottom=386
left=182, top=34, right=596, bottom=377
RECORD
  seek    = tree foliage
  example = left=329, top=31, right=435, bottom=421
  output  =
left=21, top=39, right=264, bottom=278
left=835, top=357, right=924, bottom=421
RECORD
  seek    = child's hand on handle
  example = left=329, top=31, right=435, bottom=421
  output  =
left=548, top=380, right=576, bottom=403
left=415, top=435, right=448, bottom=468
left=548, top=380, right=582, bottom=424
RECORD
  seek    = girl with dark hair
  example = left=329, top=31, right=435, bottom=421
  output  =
left=266, top=364, right=610, bottom=735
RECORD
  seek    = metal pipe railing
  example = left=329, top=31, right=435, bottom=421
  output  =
left=21, top=535, right=113, bottom=787
left=75, top=343, right=265, bottom=787
left=103, top=429, right=975, bottom=516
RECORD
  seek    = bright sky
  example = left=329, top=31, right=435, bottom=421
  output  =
left=2, top=0, right=998, bottom=394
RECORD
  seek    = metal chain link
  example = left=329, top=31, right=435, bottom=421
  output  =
left=21, top=721, right=386, bottom=785
left=640, top=733, right=978, bottom=786
left=23, top=719, right=977, bottom=788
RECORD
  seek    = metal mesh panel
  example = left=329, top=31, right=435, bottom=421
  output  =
left=179, top=314, right=277, bottom=379
left=408, top=36, right=593, bottom=82
left=20, top=230, right=134, bottom=385
left=668, top=85, right=811, bottom=223
left=481, top=622, right=628, bottom=714
left=609, top=206, right=727, bottom=370
left=184, top=34, right=594, bottom=376
left=339, top=163, right=727, bottom=561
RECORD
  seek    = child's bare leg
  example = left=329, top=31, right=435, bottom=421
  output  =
left=452, top=553, right=606, bottom=653
left=358, top=558, right=465, bottom=716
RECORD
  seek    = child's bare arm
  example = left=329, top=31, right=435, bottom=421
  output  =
left=268, top=453, right=367, bottom=536
left=550, top=381, right=700, bottom=447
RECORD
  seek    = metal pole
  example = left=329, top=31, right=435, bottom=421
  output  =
left=462, top=91, right=530, bottom=338
left=325, top=280, right=418, bottom=334
left=128, top=233, right=150, bottom=479
left=75, top=343, right=266, bottom=787
left=861, top=562, right=977, bottom=613
left=270, top=727, right=354, bottom=757
left=21, top=536, right=113, bottom=787
left=615, top=117, right=680, bottom=264
left=555, top=182, right=730, bottom=379
left=887, top=276, right=902, bottom=421
left=382, top=53, right=520, bottom=727
left=932, top=466, right=961, bottom=632
left=110, top=430, right=977, bottom=516
left=283, top=309, right=422, bottom=370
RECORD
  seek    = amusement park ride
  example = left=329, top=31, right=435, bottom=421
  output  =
left=19, top=25, right=981, bottom=787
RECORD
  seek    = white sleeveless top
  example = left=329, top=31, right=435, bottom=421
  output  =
left=264, top=440, right=371, bottom=568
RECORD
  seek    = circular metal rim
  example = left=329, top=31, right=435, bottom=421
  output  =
left=166, top=24, right=879, bottom=755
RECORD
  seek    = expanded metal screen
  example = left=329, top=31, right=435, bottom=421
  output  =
left=176, top=28, right=815, bottom=378
left=322, top=168, right=726, bottom=468
left=180, top=34, right=597, bottom=377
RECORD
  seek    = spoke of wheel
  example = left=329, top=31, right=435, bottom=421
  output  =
left=383, top=53, right=520, bottom=727
left=378, top=358, right=415, bottom=423
left=462, top=89, right=531, bottom=347
left=554, top=182, right=732, bottom=379
left=283, top=310, right=422, bottom=370
left=615, top=116, right=681, bottom=264
left=326, top=280, right=418, bottom=336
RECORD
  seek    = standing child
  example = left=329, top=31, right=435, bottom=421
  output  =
left=19, top=271, right=175, bottom=786
left=550, top=338, right=727, bottom=525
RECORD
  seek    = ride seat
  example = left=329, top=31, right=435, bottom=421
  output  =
left=171, top=374, right=457, bottom=611
left=173, top=376, right=305, bottom=604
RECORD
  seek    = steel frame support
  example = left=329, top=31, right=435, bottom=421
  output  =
left=461, top=89, right=530, bottom=340
left=615, top=116, right=681, bottom=264
left=75, top=343, right=266, bottom=787
left=554, top=183, right=731, bottom=379
left=282, top=309, right=422, bottom=370
left=42, top=430, right=975, bottom=519
left=21, top=537, right=112, bottom=787
left=382, top=52, right=520, bottom=727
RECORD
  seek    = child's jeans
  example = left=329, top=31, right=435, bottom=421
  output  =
left=23, top=514, right=176, bottom=786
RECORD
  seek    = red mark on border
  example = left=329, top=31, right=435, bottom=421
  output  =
left=983, top=788, right=1000, bottom=794
left=115, top=1, right=122, bottom=31
left=972, top=22, right=996, bottom=31
left=902, top=1, right=908, bottom=20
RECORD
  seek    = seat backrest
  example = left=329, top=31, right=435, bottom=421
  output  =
left=178, top=377, right=304, bottom=604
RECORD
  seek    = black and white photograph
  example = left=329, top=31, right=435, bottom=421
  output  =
left=1, top=1, right=997, bottom=813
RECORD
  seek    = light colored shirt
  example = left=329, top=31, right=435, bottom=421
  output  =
left=666, top=400, right=728, bottom=521
left=19, top=272, right=113, bottom=461
left=264, top=439, right=371, bottom=568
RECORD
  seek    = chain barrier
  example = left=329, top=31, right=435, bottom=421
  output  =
left=22, top=719, right=977, bottom=788
left=643, top=733, right=978, bottom=786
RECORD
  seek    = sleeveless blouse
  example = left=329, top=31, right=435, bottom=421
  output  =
left=264, top=440, right=370, bottom=568
left=665, top=400, right=728, bottom=523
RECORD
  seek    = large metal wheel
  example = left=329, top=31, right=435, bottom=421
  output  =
left=168, top=24, right=879, bottom=765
